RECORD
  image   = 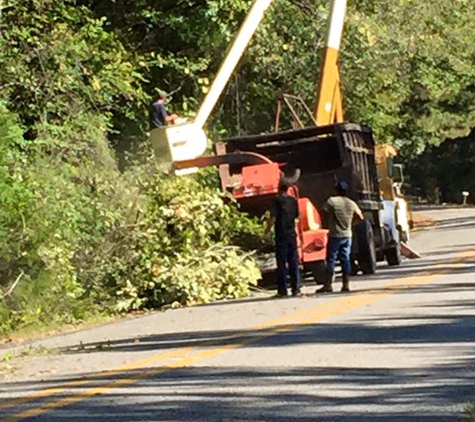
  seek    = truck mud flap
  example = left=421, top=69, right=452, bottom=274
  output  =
left=401, top=242, right=421, bottom=259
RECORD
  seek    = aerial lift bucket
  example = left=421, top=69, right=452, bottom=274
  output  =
left=150, top=0, right=274, bottom=175
left=149, top=123, right=208, bottom=175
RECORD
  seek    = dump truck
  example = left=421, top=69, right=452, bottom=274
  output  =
left=216, top=123, right=401, bottom=275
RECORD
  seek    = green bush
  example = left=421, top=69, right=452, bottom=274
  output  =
left=0, top=0, right=264, bottom=338
left=0, top=107, right=262, bottom=336
left=106, top=171, right=262, bottom=311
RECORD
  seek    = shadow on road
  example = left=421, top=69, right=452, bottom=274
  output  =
left=1, top=357, right=474, bottom=421
left=48, top=308, right=475, bottom=355
left=1, top=207, right=474, bottom=420
left=1, top=284, right=475, bottom=420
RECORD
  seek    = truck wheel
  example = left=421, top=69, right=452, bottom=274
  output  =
left=356, top=220, right=377, bottom=275
left=351, top=260, right=359, bottom=276
left=308, top=261, right=326, bottom=285
left=385, top=244, right=402, bottom=266
left=258, top=271, right=276, bottom=289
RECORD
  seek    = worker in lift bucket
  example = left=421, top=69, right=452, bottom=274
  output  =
left=318, top=181, right=364, bottom=294
left=264, top=179, right=302, bottom=298
left=149, top=90, right=179, bottom=130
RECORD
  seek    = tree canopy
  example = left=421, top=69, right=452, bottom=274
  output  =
left=69, top=0, right=475, bottom=154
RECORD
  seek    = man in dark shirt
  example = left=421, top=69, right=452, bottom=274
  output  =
left=149, top=91, right=178, bottom=130
left=264, top=179, right=301, bottom=297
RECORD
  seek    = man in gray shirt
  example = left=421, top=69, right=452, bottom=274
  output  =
left=317, top=181, right=363, bottom=293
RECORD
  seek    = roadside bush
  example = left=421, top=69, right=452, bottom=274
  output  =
left=106, top=170, right=262, bottom=311
left=0, top=0, right=262, bottom=338
left=0, top=109, right=262, bottom=336
left=115, top=245, right=259, bottom=311
left=0, top=107, right=135, bottom=333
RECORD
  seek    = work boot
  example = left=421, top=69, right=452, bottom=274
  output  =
left=341, top=274, right=350, bottom=292
left=316, top=274, right=334, bottom=294
left=292, top=290, right=304, bottom=297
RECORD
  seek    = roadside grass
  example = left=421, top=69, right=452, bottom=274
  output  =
left=18, top=344, right=55, bottom=358
left=0, top=342, right=56, bottom=366
left=461, top=403, right=475, bottom=422
left=0, top=362, right=18, bottom=380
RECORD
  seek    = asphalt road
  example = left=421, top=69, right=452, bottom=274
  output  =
left=1, top=206, right=474, bottom=422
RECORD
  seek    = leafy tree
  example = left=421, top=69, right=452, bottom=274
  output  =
left=0, top=0, right=146, bottom=152
left=343, top=0, right=475, bottom=156
left=406, top=129, right=475, bottom=203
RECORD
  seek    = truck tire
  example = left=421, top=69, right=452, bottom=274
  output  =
left=351, top=259, right=359, bottom=276
left=356, top=220, right=377, bottom=275
left=385, top=244, right=402, bottom=266
left=258, top=271, right=276, bottom=289
left=308, top=260, right=326, bottom=285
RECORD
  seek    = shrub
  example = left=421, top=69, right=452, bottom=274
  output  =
left=0, top=0, right=263, bottom=337
left=108, top=169, right=262, bottom=311
left=0, top=112, right=262, bottom=335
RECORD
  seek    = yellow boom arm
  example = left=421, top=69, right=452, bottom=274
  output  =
left=314, top=0, right=347, bottom=126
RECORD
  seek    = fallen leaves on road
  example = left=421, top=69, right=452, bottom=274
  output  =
left=412, top=214, right=436, bottom=230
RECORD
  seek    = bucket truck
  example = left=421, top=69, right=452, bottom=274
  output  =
left=151, top=0, right=419, bottom=280
left=149, top=0, right=330, bottom=283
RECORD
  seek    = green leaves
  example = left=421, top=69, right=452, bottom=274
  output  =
left=342, top=0, right=475, bottom=154
left=0, top=112, right=262, bottom=333
left=0, top=0, right=267, bottom=337
left=108, top=170, right=262, bottom=312
left=116, top=245, right=259, bottom=311
left=0, top=0, right=146, bottom=138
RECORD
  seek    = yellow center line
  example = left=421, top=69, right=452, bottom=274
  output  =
left=2, top=248, right=474, bottom=421
left=0, top=292, right=346, bottom=414
left=0, top=346, right=195, bottom=413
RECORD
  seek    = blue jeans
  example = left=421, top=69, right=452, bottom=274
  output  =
left=275, top=239, right=301, bottom=295
left=326, top=237, right=352, bottom=275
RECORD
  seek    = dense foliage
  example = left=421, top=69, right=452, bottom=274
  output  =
left=1, top=0, right=474, bottom=335
left=74, top=0, right=475, bottom=152
left=0, top=0, right=263, bottom=336
left=406, top=129, right=475, bottom=204
left=0, top=101, right=262, bottom=335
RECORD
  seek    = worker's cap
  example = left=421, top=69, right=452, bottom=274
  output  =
left=335, top=181, right=348, bottom=192
left=156, top=89, right=169, bottom=100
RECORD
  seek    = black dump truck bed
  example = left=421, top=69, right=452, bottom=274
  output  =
left=215, top=123, right=381, bottom=213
